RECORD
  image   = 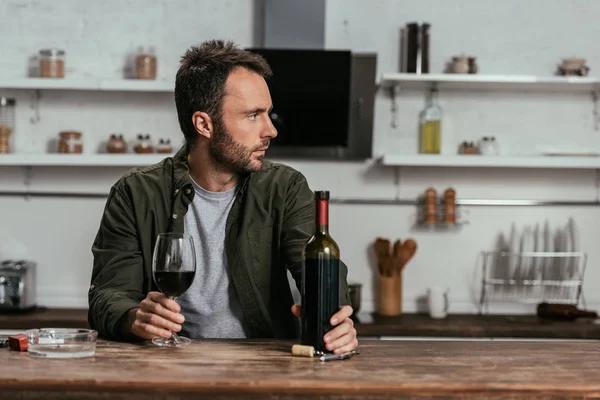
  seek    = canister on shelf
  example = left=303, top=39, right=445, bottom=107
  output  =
left=58, top=131, right=83, bottom=154
left=134, top=134, right=154, bottom=153
left=156, top=138, right=172, bottom=154
left=106, top=134, right=127, bottom=153
left=135, top=46, right=157, bottom=80
left=0, top=97, right=15, bottom=154
left=39, top=49, right=65, bottom=78
left=402, top=22, right=430, bottom=74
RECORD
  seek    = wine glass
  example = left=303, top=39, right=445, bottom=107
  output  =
left=152, top=232, right=196, bottom=347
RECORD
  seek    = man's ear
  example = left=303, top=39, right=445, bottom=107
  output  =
left=192, top=111, right=213, bottom=139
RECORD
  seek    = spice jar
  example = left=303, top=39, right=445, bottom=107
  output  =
left=39, top=49, right=65, bottom=78
left=423, top=187, right=438, bottom=223
left=452, top=55, right=470, bottom=74
left=134, top=134, right=154, bottom=153
left=468, top=56, right=478, bottom=74
left=460, top=141, right=478, bottom=154
left=58, top=131, right=83, bottom=154
left=0, top=97, right=15, bottom=154
left=135, top=46, right=157, bottom=80
left=156, top=138, right=173, bottom=154
left=443, top=188, right=457, bottom=224
left=106, top=134, right=127, bottom=153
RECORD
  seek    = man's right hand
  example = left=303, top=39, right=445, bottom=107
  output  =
left=125, top=291, right=185, bottom=340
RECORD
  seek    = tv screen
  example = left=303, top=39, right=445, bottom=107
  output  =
left=245, top=48, right=351, bottom=147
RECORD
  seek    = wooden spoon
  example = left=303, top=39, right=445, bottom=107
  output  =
left=392, top=239, right=403, bottom=276
left=401, top=239, right=418, bottom=270
left=374, top=238, right=391, bottom=276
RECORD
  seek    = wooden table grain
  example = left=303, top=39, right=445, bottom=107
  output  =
left=1, top=338, right=600, bottom=399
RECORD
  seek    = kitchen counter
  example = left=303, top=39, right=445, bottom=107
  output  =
left=0, top=307, right=89, bottom=330
left=355, top=312, right=600, bottom=339
left=1, top=338, right=600, bottom=399
left=2, top=308, right=600, bottom=340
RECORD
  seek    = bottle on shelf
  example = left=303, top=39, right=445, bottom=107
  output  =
left=419, top=88, right=442, bottom=154
left=536, top=302, right=598, bottom=321
left=301, top=191, right=340, bottom=354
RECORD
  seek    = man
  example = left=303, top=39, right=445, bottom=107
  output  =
left=88, top=40, right=358, bottom=355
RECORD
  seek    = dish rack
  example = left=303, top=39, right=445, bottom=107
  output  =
left=478, top=251, right=588, bottom=314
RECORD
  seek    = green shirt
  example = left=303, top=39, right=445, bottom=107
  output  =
left=88, top=146, right=351, bottom=340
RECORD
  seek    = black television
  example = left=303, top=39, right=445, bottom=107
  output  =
left=245, top=48, right=377, bottom=160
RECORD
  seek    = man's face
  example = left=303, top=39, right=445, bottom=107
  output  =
left=209, top=67, right=277, bottom=173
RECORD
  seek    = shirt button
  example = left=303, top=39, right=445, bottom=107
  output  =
left=185, top=188, right=191, bottom=195
left=174, top=189, right=179, bottom=194
left=172, top=214, right=178, bottom=219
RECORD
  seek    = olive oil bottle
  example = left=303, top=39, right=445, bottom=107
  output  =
left=301, top=190, right=340, bottom=354
left=419, top=88, right=442, bottom=154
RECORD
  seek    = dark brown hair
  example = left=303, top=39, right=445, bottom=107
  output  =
left=174, top=40, right=272, bottom=149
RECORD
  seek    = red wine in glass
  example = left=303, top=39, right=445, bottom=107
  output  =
left=152, top=232, right=196, bottom=347
left=154, top=271, right=195, bottom=298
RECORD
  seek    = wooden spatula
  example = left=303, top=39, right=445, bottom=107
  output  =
left=400, top=239, right=418, bottom=270
left=374, top=238, right=391, bottom=276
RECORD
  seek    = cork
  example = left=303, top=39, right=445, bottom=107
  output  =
left=291, top=344, right=315, bottom=358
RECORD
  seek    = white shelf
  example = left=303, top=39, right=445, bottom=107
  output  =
left=380, top=73, right=599, bottom=92
left=380, top=154, right=600, bottom=169
left=0, top=153, right=172, bottom=167
left=0, top=78, right=173, bottom=92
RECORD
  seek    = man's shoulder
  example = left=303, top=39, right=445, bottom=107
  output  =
left=251, top=159, right=306, bottom=187
left=111, top=156, right=174, bottom=195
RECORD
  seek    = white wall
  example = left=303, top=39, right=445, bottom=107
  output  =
left=1, top=0, right=599, bottom=316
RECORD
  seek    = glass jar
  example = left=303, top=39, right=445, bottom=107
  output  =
left=58, top=131, right=83, bottom=154
left=134, top=134, right=154, bottom=153
left=156, top=138, right=172, bottom=154
left=135, top=46, right=157, bottom=80
left=106, top=134, right=127, bottom=153
left=39, top=49, right=65, bottom=78
left=0, top=97, right=15, bottom=154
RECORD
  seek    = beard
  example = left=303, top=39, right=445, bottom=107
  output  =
left=209, top=116, right=269, bottom=174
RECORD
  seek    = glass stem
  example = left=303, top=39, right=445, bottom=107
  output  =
left=170, top=296, right=180, bottom=343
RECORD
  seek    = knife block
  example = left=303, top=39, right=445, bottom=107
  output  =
left=377, top=273, right=402, bottom=316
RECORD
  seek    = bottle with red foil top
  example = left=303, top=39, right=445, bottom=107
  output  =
left=301, top=190, right=340, bottom=354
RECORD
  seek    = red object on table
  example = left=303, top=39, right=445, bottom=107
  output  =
left=8, top=334, right=28, bottom=352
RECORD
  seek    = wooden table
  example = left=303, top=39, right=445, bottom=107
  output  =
left=1, top=338, right=600, bottom=399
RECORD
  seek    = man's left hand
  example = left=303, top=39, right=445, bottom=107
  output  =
left=291, top=304, right=358, bottom=354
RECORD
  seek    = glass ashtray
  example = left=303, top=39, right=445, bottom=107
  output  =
left=26, top=328, right=98, bottom=358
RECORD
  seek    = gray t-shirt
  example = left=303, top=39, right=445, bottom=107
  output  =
left=177, top=178, right=249, bottom=339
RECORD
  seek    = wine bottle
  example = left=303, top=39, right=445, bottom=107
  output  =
left=537, top=302, right=598, bottom=321
left=301, top=191, right=340, bottom=354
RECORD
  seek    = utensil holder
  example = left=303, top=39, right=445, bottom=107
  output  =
left=377, top=273, right=402, bottom=316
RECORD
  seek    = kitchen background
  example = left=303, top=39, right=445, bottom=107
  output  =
left=1, top=0, right=599, bottom=317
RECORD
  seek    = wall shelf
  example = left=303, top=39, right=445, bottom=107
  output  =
left=0, top=78, right=173, bottom=92
left=2, top=153, right=599, bottom=169
left=380, top=154, right=600, bottom=169
left=0, top=154, right=171, bottom=167
left=380, top=73, right=600, bottom=93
